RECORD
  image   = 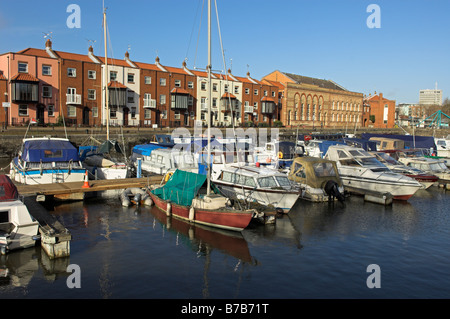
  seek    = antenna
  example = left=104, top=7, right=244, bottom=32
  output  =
left=86, top=39, right=96, bottom=47
left=43, top=31, right=53, bottom=40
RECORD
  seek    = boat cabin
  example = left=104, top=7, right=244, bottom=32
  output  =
left=288, top=157, right=342, bottom=188
left=369, top=137, right=405, bottom=151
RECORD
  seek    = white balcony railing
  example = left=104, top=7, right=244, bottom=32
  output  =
left=143, top=98, right=156, bottom=108
left=66, top=94, right=82, bottom=105
left=244, top=106, right=253, bottom=113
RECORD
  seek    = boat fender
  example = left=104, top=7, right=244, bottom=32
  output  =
left=144, top=197, right=153, bottom=206
left=189, top=207, right=195, bottom=221
left=164, top=172, right=174, bottom=182
left=166, top=202, right=171, bottom=216
left=133, top=193, right=142, bottom=206
left=278, top=151, right=283, bottom=159
left=120, top=190, right=132, bottom=207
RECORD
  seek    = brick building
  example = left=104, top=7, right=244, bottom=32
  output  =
left=363, top=92, right=396, bottom=128
left=262, top=70, right=364, bottom=129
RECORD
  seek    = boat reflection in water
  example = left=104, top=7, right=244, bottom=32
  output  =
left=150, top=205, right=256, bottom=265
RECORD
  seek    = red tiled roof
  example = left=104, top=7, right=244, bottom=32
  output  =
left=0, top=73, right=7, bottom=80
left=171, top=88, right=190, bottom=94
left=108, top=80, right=127, bottom=89
left=11, top=73, right=39, bottom=82
left=261, top=96, right=276, bottom=103
left=221, top=92, right=237, bottom=99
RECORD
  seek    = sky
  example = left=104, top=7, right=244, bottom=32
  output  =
left=1, top=0, right=449, bottom=104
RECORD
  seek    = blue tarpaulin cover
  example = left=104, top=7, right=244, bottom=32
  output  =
left=21, top=139, right=79, bottom=162
left=132, top=144, right=166, bottom=156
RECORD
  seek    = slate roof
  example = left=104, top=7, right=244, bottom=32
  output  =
left=282, top=72, right=347, bottom=91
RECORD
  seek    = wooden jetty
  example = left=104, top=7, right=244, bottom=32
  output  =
left=16, top=175, right=163, bottom=200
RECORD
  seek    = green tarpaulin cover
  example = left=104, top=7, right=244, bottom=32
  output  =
left=151, top=170, right=207, bottom=206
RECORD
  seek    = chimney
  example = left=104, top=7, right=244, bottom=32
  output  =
left=182, top=60, right=194, bottom=76
left=155, top=56, right=167, bottom=72
left=45, top=39, right=58, bottom=59
left=87, top=45, right=101, bottom=64
left=124, top=51, right=137, bottom=68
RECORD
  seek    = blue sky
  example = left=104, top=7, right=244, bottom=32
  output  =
left=1, top=0, right=449, bottom=104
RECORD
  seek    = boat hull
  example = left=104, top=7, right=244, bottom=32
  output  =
left=149, top=192, right=253, bottom=232
left=10, top=163, right=86, bottom=185
left=212, top=181, right=299, bottom=213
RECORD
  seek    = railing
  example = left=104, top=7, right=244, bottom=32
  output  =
left=66, top=94, right=82, bottom=105
left=143, top=98, right=156, bottom=108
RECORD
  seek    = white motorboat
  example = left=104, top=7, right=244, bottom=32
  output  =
left=371, top=151, right=439, bottom=189
left=324, top=145, right=422, bottom=200
left=0, top=175, right=40, bottom=254
left=435, top=136, right=450, bottom=159
left=398, top=156, right=450, bottom=185
left=135, top=147, right=198, bottom=175
left=287, top=156, right=345, bottom=202
left=10, top=137, right=86, bottom=185
left=211, top=156, right=300, bottom=213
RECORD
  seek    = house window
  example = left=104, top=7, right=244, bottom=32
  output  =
left=212, top=98, right=217, bottom=108
left=144, top=108, right=151, bottom=119
left=88, top=89, right=96, bottom=100
left=264, top=90, right=268, bottom=96
left=19, top=104, right=28, bottom=116
left=272, top=91, right=276, bottom=97
left=174, top=80, right=181, bottom=87
left=48, top=105, right=54, bottom=117
left=67, top=68, right=76, bottom=77
left=42, top=65, right=52, bottom=76
left=160, top=94, right=166, bottom=105
left=224, top=84, right=229, bottom=93
left=92, top=107, right=98, bottom=117
left=212, top=83, right=217, bottom=91
left=201, top=82, right=207, bottom=90
left=234, top=86, right=239, bottom=94
left=245, top=88, right=249, bottom=95
left=131, top=107, right=136, bottom=118
left=174, top=110, right=180, bottom=120
left=188, top=81, right=194, bottom=89
left=110, top=106, right=117, bottom=118
left=128, top=73, right=135, bottom=83
left=110, top=71, right=117, bottom=81
left=18, top=62, right=28, bottom=73
left=161, top=110, right=167, bottom=119
left=128, top=91, right=134, bottom=103
left=253, top=102, right=258, bottom=109
left=42, top=86, right=52, bottom=98
left=67, top=105, right=76, bottom=117
left=88, top=70, right=96, bottom=79
left=254, top=89, right=258, bottom=95
left=145, top=76, right=151, bottom=84
left=160, top=78, right=166, bottom=86
left=188, top=96, right=193, bottom=106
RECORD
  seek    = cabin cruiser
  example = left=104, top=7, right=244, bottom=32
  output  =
left=435, top=136, right=450, bottom=158
left=10, top=137, right=86, bottom=185
left=287, top=156, right=345, bottom=202
left=0, top=175, right=40, bottom=254
left=134, top=147, right=198, bottom=175
left=397, top=156, right=450, bottom=185
left=324, top=145, right=422, bottom=200
left=370, top=151, right=438, bottom=189
left=210, top=152, right=300, bottom=213
left=254, top=141, right=300, bottom=170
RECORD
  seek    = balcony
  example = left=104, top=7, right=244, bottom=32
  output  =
left=143, top=98, right=156, bottom=108
left=66, top=94, right=82, bottom=105
left=244, top=106, right=254, bottom=113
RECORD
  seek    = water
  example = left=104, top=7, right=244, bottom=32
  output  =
left=1, top=157, right=450, bottom=299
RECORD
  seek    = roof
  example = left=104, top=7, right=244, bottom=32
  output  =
left=108, top=80, right=128, bottom=89
left=171, top=88, right=190, bottom=94
left=221, top=92, right=237, bottom=99
left=282, top=72, right=347, bottom=91
left=0, top=73, right=7, bottom=80
left=11, top=73, right=39, bottom=82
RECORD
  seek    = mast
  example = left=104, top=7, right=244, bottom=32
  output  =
left=206, top=0, right=212, bottom=195
left=103, top=7, right=110, bottom=141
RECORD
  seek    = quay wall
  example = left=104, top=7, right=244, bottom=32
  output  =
left=1, top=126, right=449, bottom=158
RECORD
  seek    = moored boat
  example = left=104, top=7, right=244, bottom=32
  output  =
left=324, top=145, right=422, bottom=200
left=148, top=170, right=254, bottom=232
left=10, top=137, right=86, bottom=185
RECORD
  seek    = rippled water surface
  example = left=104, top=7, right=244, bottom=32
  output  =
left=1, top=184, right=449, bottom=299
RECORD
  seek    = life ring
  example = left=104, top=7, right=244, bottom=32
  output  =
left=278, top=151, right=283, bottom=159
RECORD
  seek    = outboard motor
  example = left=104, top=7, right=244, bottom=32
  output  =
left=323, top=180, right=345, bottom=202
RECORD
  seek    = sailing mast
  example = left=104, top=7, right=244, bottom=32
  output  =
left=103, top=7, right=110, bottom=141
left=206, top=0, right=212, bottom=196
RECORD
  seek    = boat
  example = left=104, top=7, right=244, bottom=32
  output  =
left=397, top=156, right=450, bottom=185
left=287, top=156, right=345, bottom=202
left=211, top=161, right=300, bottom=213
left=148, top=169, right=254, bottom=232
left=370, top=151, right=439, bottom=189
left=0, top=175, right=40, bottom=254
left=129, top=143, right=166, bottom=175
left=435, top=135, right=450, bottom=158
left=10, top=137, right=87, bottom=185
left=131, top=147, right=198, bottom=175
left=324, top=145, right=422, bottom=200
left=148, top=0, right=256, bottom=232
left=369, top=137, right=405, bottom=151
left=254, top=141, right=300, bottom=170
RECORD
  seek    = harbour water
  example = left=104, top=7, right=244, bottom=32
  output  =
left=1, top=160, right=450, bottom=300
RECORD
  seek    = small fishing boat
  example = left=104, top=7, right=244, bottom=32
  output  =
left=148, top=170, right=254, bottom=232
left=0, top=175, right=40, bottom=254
left=10, top=137, right=86, bottom=185
left=324, top=145, right=422, bottom=200
left=287, top=156, right=345, bottom=202
left=371, top=151, right=439, bottom=189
